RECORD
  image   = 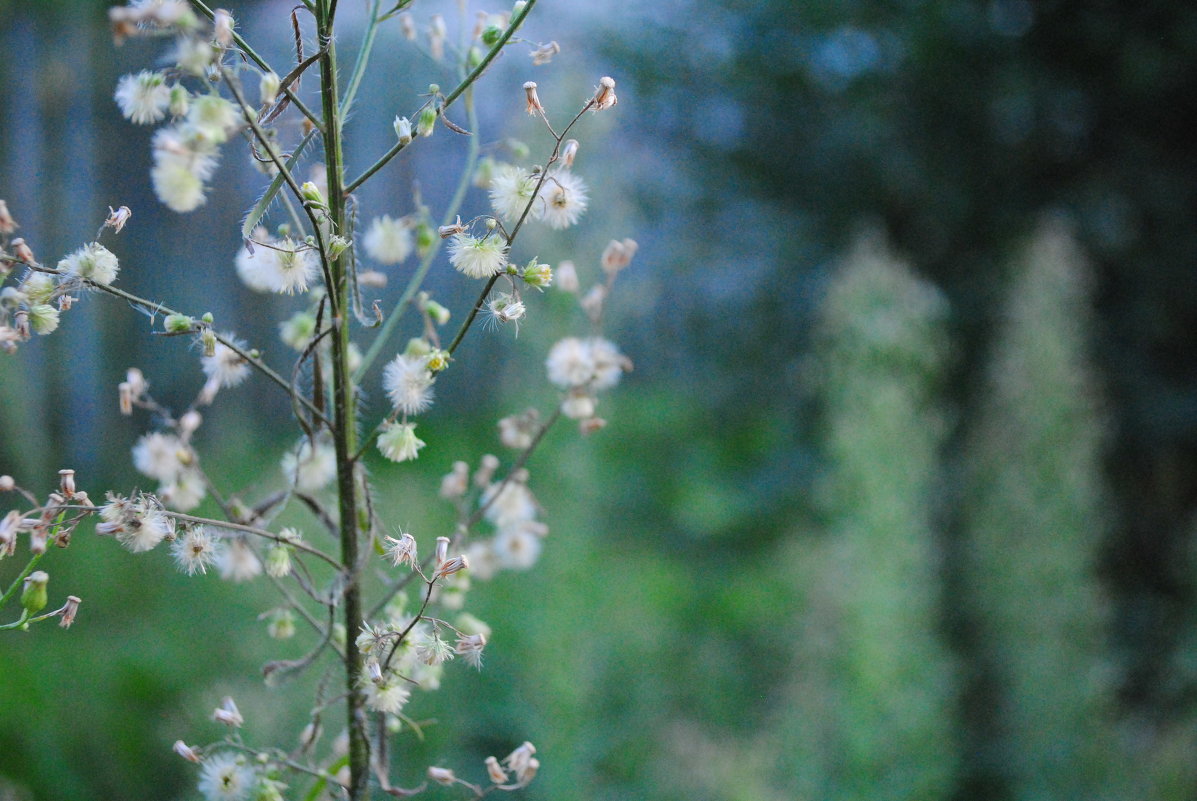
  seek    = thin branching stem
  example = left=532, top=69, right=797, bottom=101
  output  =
left=341, top=0, right=538, bottom=195
left=19, top=261, right=329, bottom=426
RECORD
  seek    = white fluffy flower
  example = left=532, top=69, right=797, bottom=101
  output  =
left=481, top=481, right=538, bottom=527
left=158, top=467, right=207, bottom=512
left=537, top=169, right=588, bottom=229
left=186, top=95, right=239, bottom=144
left=377, top=421, right=426, bottom=463
left=173, top=35, right=220, bottom=76
left=58, top=242, right=120, bottom=285
left=588, top=337, right=628, bottom=391
left=281, top=438, right=337, bottom=492
left=171, top=526, right=222, bottom=575
left=197, top=752, right=255, bottom=801
left=448, top=234, right=508, bottom=279
left=217, top=538, right=262, bottom=582
left=488, top=164, right=540, bottom=223
left=545, top=337, right=595, bottom=388
left=132, top=432, right=188, bottom=482
left=150, top=126, right=219, bottom=213
left=235, top=236, right=315, bottom=294
left=116, top=509, right=172, bottom=553
left=271, top=239, right=317, bottom=294
left=151, top=161, right=205, bottom=212
left=202, top=338, right=250, bottom=388
left=234, top=234, right=279, bottom=292
left=492, top=525, right=543, bottom=570
left=363, top=215, right=413, bottom=265
left=362, top=674, right=411, bottom=714
left=382, top=354, right=434, bottom=415
left=114, top=71, right=171, bottom=125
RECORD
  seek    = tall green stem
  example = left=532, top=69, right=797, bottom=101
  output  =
left=315, top=2, right=369, bottom=798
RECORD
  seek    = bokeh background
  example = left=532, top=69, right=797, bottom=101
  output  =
left=3, top=1, right=1197, bottom=799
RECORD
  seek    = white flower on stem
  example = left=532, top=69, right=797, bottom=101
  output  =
left=150, top=125, right=219, bottom=212
left=448, top=234, right=508, bottom=279
left=589, top=337, right=631, bottom=391
left=492, top=524, right=543, bottom=570
left=197, top=752, right=255, bottom=801
left=267, top=608, right=295, bottom=639
left=455, top=631, right=487, bottom=669
left=265, top=542, right=292, bottom=578
left=394, top=116, right=413, bottom=145
left=439, top=461, right=469, bottom=499
left=537, top=170, right=588, bottom=230
left=186, top=95, right=239, bottom=144
left=545, top=337, right=595, bottom=388
left=158, top=467, right=206, bottom=512
left=114, top=71, right=171, bottom=124
left=363, top=215, right=413, bottom=265
left=217, top=537, right=262, bottom=582
left=601, top=238, right=639, bottom=274
left=384, top=531, right=418, bottom=569
left=377, top=421, right=426, bottom=463
left=172, top=526, right=222, bottom=575
left=269, top=239, right=316, bottom=294
left=258, top=71, right=280, bottom=106
left=529, top=41, right=560, bottom=66
left=132, top=432, right=189, bottom=483
left=173, top=740, right=201, bottom=763
left=281, top=437, right=337, bottom=492
left=104, top=501, right=172, bottom=553
left=427, top=767, right=456, bottom=786
left=382, top=354, right=434, bottom=415
left=201, top=337, right=250, bottom=389
left=58, top=242, right=120, bottom=285
left=504, top=742, right=538, bottom=785
left=151, top=160, right=205, bottom=212
left=362, top=673, right=411, bottom=714
left=485, top=292, right=526, bottom=330
left=28, top=305, right=59, bottom=335
left=488, top=164, right=539, bottom=223
left=561, top=390, right=596, bottom=420
left=173, top=35, right=220, bottom=76
left=212, top=696, right=243, bottom=728
left=498, top=409, right=539, bottom=450
left=592, top=76, right=617, bottom=111
left=235, top=232, right=280, bottom=292
left=523, top=81, right=544, bottom=115
left=415, top=631, right=455, bottom=666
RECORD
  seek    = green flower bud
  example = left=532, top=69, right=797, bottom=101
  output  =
left=21, top=571, right=48, bottom=615
left=201, top=312, right=214, bottom=324
left=301, top=181, right=325, bottom=206
left=415, top=222, right=436, bottom=257
left=164, top=313, right=193, bottom=333
left=327, top=234, right=350, bottom=261
left=200, top=328, right=217, bottom=357
left=424, top=300, right=450, bottom=326
left=403, top=337, right=432, bottom=358
left=481, top=26, right=503, bottom=46
left=417, top=107, right=437, bottom=138
left=169, top=84, right=190, bottom=117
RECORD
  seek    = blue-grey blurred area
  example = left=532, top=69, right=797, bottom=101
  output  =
left=3, top=1, right=1197, bottom=800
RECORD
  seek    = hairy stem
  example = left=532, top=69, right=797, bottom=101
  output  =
left=314, top=2, right=369, bottom=798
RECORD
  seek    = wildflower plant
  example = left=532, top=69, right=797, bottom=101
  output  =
left=0, top=2, right=634, bottom=799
